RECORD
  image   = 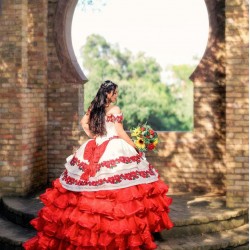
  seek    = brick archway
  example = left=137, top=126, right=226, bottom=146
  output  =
left=0, top=0, right=248, bottom=208
left=57, top=0, right=247, bottom=208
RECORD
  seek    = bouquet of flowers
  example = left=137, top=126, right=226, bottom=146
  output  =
left=130, top=123, right=158, bottom=152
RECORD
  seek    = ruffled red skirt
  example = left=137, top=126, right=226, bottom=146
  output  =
left=23, top=179, right=173, bottom=250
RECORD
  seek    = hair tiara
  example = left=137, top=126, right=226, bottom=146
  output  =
left=101, top=80, right=114, bottom=89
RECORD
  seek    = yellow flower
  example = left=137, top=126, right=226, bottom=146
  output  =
left=135, top=138, right=146, bottom=150
left=153, top=138, right=158, bottom=146
left=131, top=127, right=141, bottom=137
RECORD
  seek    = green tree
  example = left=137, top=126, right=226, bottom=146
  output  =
left=167, top=64, right=195, bottom=130
left=81, top=34, right=193, bottom=131
left=171, top=64, right=195, bottom=82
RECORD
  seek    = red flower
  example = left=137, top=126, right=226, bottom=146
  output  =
left=110, top=160, right=116, bottom=166
left=141, top=127, right=146, bottom=131
left=147, top=143, right=155, bottom=151
left=149, top=129, right=155, bottom=135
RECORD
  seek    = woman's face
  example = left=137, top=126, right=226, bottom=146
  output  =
left=107, top=88, right=118, bottom=103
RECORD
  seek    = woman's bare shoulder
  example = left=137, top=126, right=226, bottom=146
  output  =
left=106, top=105, right=122, bottom=115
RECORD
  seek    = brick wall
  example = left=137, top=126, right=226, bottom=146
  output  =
left=0, top=0, right=48, bottom=195
left=0, top=1, right=27, bottom=194
left=47, top=0, right=85, bottom=182
left=225, top=0, right=249, bottom=207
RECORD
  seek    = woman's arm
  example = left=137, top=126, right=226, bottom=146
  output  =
left=115, top=122, right=137, bottom=149
left=108, top=106, right=136, bottom=149
left=80, top=113, right=95, bottom=138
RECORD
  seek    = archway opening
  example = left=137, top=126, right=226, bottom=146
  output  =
left=71, top=0, right=209, bottom=131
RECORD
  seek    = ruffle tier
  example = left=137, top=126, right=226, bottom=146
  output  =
left=23, top=179, right=173, bottom=250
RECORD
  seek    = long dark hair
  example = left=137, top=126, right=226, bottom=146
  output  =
left=88, top=80, right=118, bottom=136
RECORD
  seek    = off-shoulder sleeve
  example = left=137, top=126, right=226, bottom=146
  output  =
left=106, top=113, right=123, bottom=123
left=114, top=113, right=123, bottom=123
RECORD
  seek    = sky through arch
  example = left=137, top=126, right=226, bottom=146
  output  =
left=72, top=0, right=209, bottom=75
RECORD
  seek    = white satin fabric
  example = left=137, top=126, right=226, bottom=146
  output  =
left=59, top=114, right=158, bottom=192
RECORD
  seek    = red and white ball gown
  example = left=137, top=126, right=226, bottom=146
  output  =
left=23, top=113, right=173, bottom=250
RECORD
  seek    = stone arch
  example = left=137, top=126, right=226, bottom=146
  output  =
left=54, top=0, right=87, bottom=83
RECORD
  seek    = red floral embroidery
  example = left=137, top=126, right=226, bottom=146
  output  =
left=61, top=164, right=156, bottom=187
left=70, top=156, right=88, bottom=171
left=106, top=114, right=123, bottom=123
left=70, top=154, right=141, bottom=173
left=98, top=155, right=141, bottom=170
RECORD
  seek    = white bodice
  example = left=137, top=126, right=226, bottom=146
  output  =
left=95, top=113, right=122, bottom=145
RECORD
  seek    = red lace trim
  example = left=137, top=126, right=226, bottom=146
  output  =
left=61, top=164, right=156, bottom=187
left=106, top=114, right=123, bottom=123
left=70, top=154, right=141, bottom=173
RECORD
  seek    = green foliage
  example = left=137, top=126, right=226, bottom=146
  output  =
left=81, top=34, right=194, bottom=131
left=171, top=64, right=194, bottom=82
left=168, top=64, right=194, bottom=131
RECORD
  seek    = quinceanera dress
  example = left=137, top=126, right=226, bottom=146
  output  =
left=23, top=113, right=173, bottom=250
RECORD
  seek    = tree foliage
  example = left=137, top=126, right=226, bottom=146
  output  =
left=81, top=34, right=193, bottom=131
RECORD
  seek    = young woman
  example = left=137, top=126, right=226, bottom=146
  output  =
left=23, top=80, right=173, bottom=250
